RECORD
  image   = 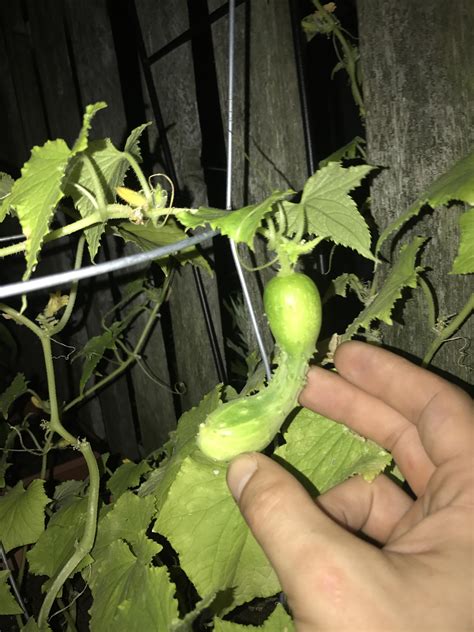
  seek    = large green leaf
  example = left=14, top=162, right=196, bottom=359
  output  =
left=275, top=408, right=391, bottom=493
left=0, top=480, right=49, bottom=553
left=214, top=604, right=294, bottom=631
left=114, top=218, right=211, bottom=273
left=293, top=162, right=375, bottom=261
left=377, top=149, right=474, bottom=253
left=154, top=451, right=279, bottom=608
left=7, top=104, right=105, bottom=280
left=21, top=619, right=52, bottom=631
left=107, top=460, right=152, bottom=499
left=91, top=491, right=158, bottom=565
left=87, top=538, right=178, bottom=632
left=318, top=136, right=366, bottom=168
left=64, top=123, right=150, bottom=260
left=138, top=385, right=222, bottom=506
left=0, top=172, right=14, bottom=222
left=10, top=140, right=71, bottom=280
left=0, top=570, right=22, bottom=615
left=72, top=102, right=107, bottom=154
left=451, top=208, right=474, bottom=274
left=27, top=497, right=90, bottom=578
left=0, top=373, right=28, bottom=419
left=177, top=190, right=293, bottom=250
left=344, top=236, right=425, bottom=338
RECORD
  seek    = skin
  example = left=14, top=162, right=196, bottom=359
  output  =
left=227, top=341, right=474, bottom=631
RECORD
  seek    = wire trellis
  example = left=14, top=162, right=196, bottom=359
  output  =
left=0, top=230, right=218, bottom=300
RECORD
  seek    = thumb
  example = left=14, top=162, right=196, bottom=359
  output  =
left=227, top=452, right=376, bottom=617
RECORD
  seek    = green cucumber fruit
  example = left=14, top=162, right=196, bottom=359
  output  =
left=197, top=271, right=322, bottom=461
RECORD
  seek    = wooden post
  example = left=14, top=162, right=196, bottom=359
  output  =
left=358, top=0, right=474, bottom=385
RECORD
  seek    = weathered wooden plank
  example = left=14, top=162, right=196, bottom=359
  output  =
left=64, top=0, right=127, bottom=142
left=0, top=9, right=29, bottom=171
left=134, top=0, right=226, bottom=411
left=358, top=0, right=473, bottom=384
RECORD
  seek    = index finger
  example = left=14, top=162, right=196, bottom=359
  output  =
left=335, top=342, right=472, bottom=465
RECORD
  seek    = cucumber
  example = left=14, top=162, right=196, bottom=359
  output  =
left=197, top=272, right=322, bottom=461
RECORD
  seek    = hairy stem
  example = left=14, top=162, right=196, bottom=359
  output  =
left=422, top=293, right=473, bottom=367
left=50, top=235, right=86, bottom=337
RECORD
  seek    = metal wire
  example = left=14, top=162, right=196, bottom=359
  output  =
left=0, top=234, right=24, bottom=243
left=226, top=0, right=272, bottom=381
left=0, top=229, right=218, bottom=300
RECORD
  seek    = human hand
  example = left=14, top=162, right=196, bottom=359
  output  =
left=227, top=341, right=474, bottom=631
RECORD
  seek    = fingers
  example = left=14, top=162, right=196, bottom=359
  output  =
left=316, top=474, right=413, bottom=543
left=334, top=341, right=474, bottom=465
left=300, top=362, right=435, bottom=495
left=227, top=452, right=383, bottom=617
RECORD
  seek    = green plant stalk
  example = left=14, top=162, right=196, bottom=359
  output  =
left=63, top=272, right=173, bottom=413
left=38, top=440, right=99, bottom=629
left=0, top=208, right=133, bottom=258
left=422, top=293, right=473, bottom=367
left=122, top=151, right=153, bottom=202
left=418, top=275, right=437, bottom=331
left=50, top=235, right=86, bottom=337
left=313, top=0, right=365, bottom=118
left=332, top=28, right=365, bottom=118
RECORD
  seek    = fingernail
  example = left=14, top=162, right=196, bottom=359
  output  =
left=227, top=453, right=258, bottom=502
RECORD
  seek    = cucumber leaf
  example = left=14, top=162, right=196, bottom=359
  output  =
left=107, top=460, right=152, bottom=499
left=154, top=451, right=279, bottom=608
left=0, top=480, right=49, bottom=553
left=318, top=136, right=366, bottom=168
left=27, top=497, right=91, bottom=578
left=0, top=373, right=28, bottom=419
left=72, top=102, right=107, bottom=154
left=0, top=570, right=22, bottom=616
left=214, top=604, right=294, bottom=631
left=177, top=190, right=294, bottom=249
left=76, top=322, right=123, bottom=394
left=451, top=208, right=474, bottom=274
left=275, top=408, right=391, bottom=492
left=21, top=619, right=52, bottom=631
left=7, top=104, right=105, bottom=280
left=325, top=272, right=367, bottom=304
left=91, top=492, right=158, bottom=565
left=376, top=148, right=474, bottom=254
left=64, top=123, right=150, bottom=261
left=87, top=539, right=178, bottom=632
left=114, top=218, right=211, bottom=273
left=0, top=172, right=14, bottom=222
left=287, top=162, right=376, bottom=261
left=344, top=236, right=425, bottom=339
left=138, top=385, right=222, bottom=505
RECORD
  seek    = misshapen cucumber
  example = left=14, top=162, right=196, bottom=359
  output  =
left=197, top=272, right=322, bottom=461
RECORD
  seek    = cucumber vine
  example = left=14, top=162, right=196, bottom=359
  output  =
left=0, top=98, right=471, bottom=631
